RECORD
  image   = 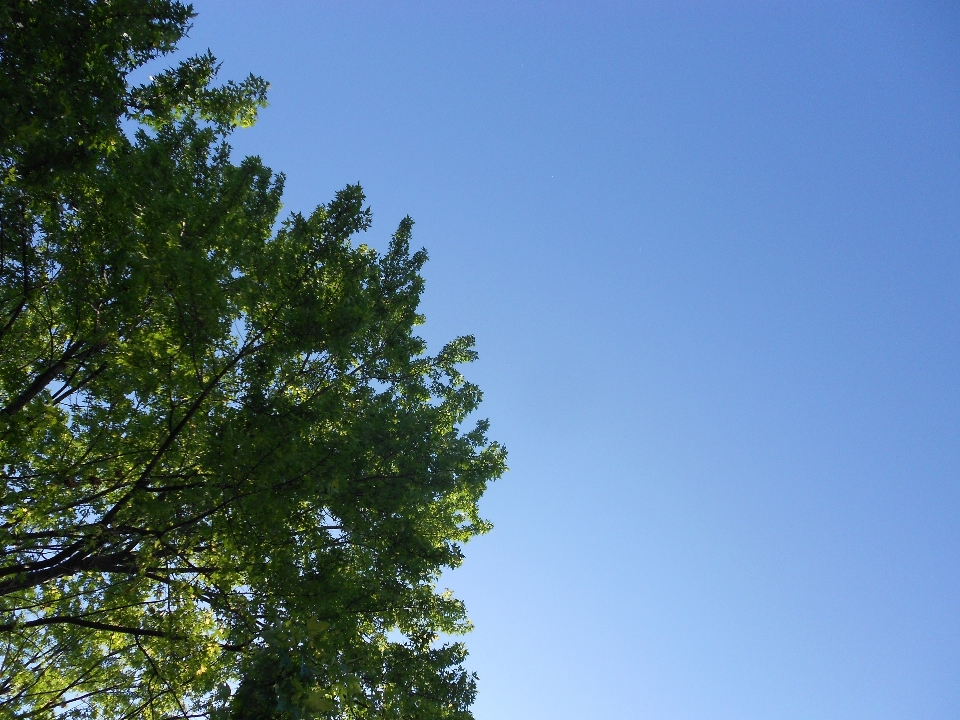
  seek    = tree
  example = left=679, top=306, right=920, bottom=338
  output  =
left=0, top=2, right=505, bottom=718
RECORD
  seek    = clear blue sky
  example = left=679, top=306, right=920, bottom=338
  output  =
left=176, top=3, right=959, bottom=718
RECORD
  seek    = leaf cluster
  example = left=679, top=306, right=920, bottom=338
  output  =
left=0, top=2, right=505, bottom=718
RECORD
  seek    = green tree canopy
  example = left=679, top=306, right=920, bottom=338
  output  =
left=0, top=2, right=505, bottom=718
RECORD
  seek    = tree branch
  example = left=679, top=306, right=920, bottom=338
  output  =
left=0, top=615, right=168, bottom=638
left=0, top=339, right=104, bottom=418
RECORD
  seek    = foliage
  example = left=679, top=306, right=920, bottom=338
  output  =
left=0, top=2, right=505, bottom=718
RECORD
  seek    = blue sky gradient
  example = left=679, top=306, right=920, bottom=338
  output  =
left=173, top=3, right=959, bottom=717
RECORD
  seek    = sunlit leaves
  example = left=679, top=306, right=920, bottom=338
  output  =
left=0, top=2, right=504, bottom=718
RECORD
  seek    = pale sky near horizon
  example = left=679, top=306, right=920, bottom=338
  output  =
left=170, top=3, right=958, bottom=718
